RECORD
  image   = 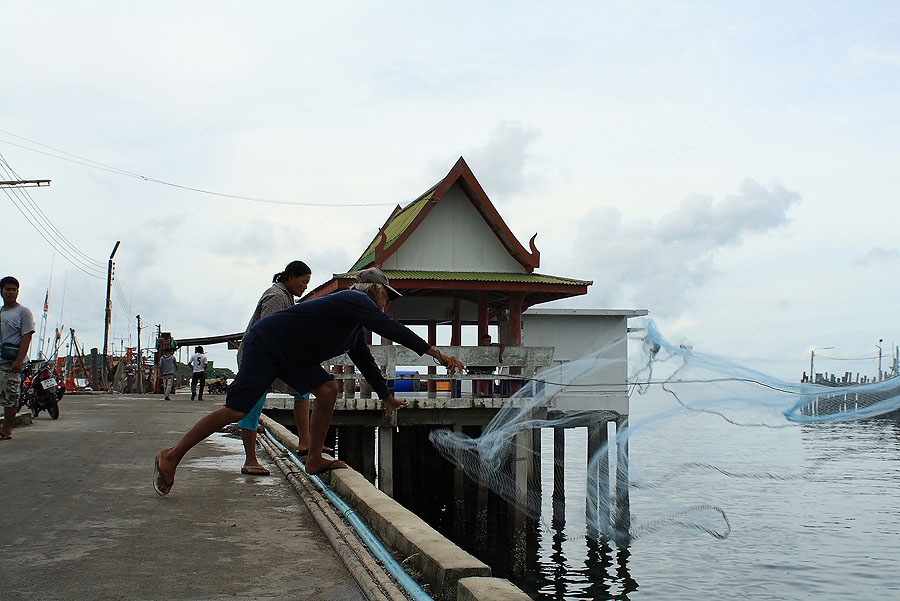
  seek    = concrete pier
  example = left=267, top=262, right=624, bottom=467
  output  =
left=0, top=394, right=367, bottom=601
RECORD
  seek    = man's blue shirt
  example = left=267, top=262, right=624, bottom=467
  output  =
left=249, top=289, right=431, bottom=399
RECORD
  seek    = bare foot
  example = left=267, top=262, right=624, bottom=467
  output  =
left=155, top=449, right=177, bottom=495
left=297, top=445, right=333, bottom=456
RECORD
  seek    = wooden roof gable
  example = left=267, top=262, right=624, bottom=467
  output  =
left=350, top=157, right=541, bottom=273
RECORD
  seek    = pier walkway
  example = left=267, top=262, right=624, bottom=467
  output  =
left=0, top=394, right=367, bottom=601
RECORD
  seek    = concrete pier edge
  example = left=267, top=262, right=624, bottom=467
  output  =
left=255, top=432, right=403, bottom=601
left=260, top=415, right=528, bottom=601
left=457, top=577, right=533, bottom=601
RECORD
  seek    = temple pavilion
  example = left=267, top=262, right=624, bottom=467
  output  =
left=305, top=157, right=592, bottom=358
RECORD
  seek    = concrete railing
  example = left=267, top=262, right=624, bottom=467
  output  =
left=326, top=344, right=554, bottom=393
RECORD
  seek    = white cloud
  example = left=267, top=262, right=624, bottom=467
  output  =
left=428, top=122, right=541, bottom=200
left=855, top=247, right=900, bottom=266
left=568, top=179, right=800, bottom=317
left=464, top=122, right=541, bottom=199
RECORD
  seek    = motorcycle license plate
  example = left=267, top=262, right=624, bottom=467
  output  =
left=40, top=378, right=58, bottom=390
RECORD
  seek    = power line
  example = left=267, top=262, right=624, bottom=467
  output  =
left=1, top=153, right=106, bottom=278
left=0, top=129, right=404, bottom=208
left=0, top=154, right=105, bottom=268
left=815, top=354, right=879, bottom=362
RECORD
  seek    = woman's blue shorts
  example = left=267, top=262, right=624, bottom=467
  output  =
left=237, top=391, right=310, bottom=431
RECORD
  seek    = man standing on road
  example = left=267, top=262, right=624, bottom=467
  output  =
left=0, top=276, right=35, bottom=440
left=159, top=348, right=176, bottom=401
left=154, top=268, right=465, bottom=494
left=188, top=346, right=207, bottom=401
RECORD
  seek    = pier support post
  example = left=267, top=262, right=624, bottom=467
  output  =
left=510, top=429, right=530, bottom=576
left=599, top=420, right=610, bottom=534
left=475, top=425, right=489, bottom=548
left=361, top=426, right=375, bottom=484
left=378, top=425, right=394, bottom=496
left=529, top=427, right=542, bottom=517
left=587, top=419, right=611, bottom=539
left=552, top=426, right=565, bottom=526
left=453, top=424, right=466, bottom=534
left=614, top=417, right=631, bottom=544
left=586, top=422, right=601, bottom=538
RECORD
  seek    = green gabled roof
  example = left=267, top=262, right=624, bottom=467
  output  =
left=375, top=270, right=592, bottom=286
left=351, top=189, right=436, bottom=271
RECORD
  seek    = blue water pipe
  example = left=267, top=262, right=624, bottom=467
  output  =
left=264, top=432, right=434, bottom=601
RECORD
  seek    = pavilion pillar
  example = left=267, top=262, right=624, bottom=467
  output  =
left=451, top=297, right=462, bottom=398
left=451, top=298, right=461, bottom=346
left=477, top=292, right=489, bottom=396
left=477, top=291, right=489, bottom=339
left=508, top=292, right=524, bottom=394
left=427, top=320, right=437, bottom=397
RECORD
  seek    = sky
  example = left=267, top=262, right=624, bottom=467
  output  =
left=3, top=1, right=900, bottom=378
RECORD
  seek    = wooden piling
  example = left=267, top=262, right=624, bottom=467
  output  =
left=552, top=426, right=565, bottom=526
left=361, top=426, right=375, bottom=484
left=614, top=418, right=631, bottom=543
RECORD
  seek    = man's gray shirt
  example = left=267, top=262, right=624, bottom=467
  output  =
left=159, top=354, right=176, bottom=375
left=0, top=304, right=35, bottom=364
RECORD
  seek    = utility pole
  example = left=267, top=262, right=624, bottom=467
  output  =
left=809, top=346, right=834, bottom=384
left=101, top=241, right=121, bottom=389
left=136, top=314, right=142, bottom=394
left=877, top=338, right=884, bottom=381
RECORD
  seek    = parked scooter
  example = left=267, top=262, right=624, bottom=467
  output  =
left=207, top=375, right=228, bottom=394
left=20, top=362, right=65, bottom=419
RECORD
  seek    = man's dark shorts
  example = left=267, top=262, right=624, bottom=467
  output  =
left=225, top=330, right=334, bottom=414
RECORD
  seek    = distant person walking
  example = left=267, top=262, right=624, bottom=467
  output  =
left=237, top=260, right=314, bottom=476
left=154, top=268, right=465, bottom=494
left=1, top=276, right=35, bottom=440
left=188, top=346, right=207, bottom=401
left=159, top=348, right=176, bottom=401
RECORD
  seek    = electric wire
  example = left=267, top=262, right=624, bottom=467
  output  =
left=814, top=354, right=879, bottom=361
left=0, top=130, right=404, bottom=208
left=1, top=185, right=106, bottom=279
left=1, top=153, right=106, bottom=278
left=0, top=153, right=105, bottom=268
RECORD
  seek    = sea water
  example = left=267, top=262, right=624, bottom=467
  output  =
left=511, top=388, right=900, bottom=600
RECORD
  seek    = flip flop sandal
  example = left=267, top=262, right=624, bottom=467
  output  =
left=296, top=446, right=334, bottom=461
left=153, top=457, right=173, bottom=497
left=306, top=459, right=348, bottom=476
left=241, top=465, right=271, bottom=476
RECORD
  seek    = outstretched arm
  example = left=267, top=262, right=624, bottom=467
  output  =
left=381, top=348, right=464, bottom=417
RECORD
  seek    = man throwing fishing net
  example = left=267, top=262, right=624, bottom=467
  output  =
left=155, top=268, right=464, bottom=494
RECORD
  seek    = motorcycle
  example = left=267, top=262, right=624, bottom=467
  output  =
left=207, top=377, right=228, bottom=394
left=20, top=362, right=65, bottom=419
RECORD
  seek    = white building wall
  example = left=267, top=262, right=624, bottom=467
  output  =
left=383, top=184, right=526, bottom=273
left=523, top=310, right=641, bottom=416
